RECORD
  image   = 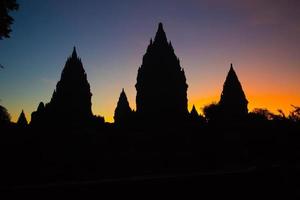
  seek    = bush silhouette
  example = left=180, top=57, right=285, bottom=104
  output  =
left=0, top=105, right=10, bottom=125
left=289, top=105, right=300, bottom=122
left=203, top=102, right=221, bottom=122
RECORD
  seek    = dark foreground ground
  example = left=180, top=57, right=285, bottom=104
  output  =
left=2, top=165, right=298, bottom=197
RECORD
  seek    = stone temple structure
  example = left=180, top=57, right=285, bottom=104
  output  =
left=135, top=23, right=188, bottom=125
left=114, top=88, right=133, bottom=126
left=31, top=47, right=95, bottom=128
left=219, top=64, right=248, bottom=118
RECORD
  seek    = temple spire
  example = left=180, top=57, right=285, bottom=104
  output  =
left=190, top=105, right=199, bottom=117
left=114, top=88, right=132, bottom=126
left=17, top=110, right=28, bottom=127
left=154, top=22, right=168, bottom=45
left=226, top=63, right=239, bottom=84
left=72, top=46, right=77, bottom=58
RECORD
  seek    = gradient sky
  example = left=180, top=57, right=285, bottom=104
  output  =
left=0, top=0, right=299, bottom=122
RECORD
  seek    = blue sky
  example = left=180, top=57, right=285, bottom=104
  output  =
left=1, top=0, right=300, bottom=122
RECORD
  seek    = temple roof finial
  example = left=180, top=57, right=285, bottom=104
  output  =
left=158, top=22, right=163, bottom=30
left=154, top=22, right=168, bottom=44
left=72, top=46, right=77, bottom=58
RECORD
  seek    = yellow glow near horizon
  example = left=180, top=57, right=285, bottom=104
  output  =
left=188, top=93, right=300, bottom=117
left=101, top=92, right=300, bottom=123
left=10, top=92, right=300, bottom=123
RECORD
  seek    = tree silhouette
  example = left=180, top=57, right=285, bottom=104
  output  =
left=0, top=105, right=10, bottom=125
left=114, top=89, right=133, bottom=127
left=249, top=108, right=275, bottom=121
left=203, top=102, right=220, bottom=122
left=289, top=105, right=300, bottom=122
left=0, top=0, right=19, bottom=40
left=17, top=110, right=28, bottom=127
left=219, top=64, right=248, bottom=119
left=135, top=23, right=188, bottom=125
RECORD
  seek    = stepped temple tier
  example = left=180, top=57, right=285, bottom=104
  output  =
left=135, top=23, right=188, bottom=126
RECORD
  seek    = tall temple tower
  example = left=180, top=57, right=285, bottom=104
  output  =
left=31, top=47, right=94, bottom=128
left=49, top=47, right=93, bottom=120
left=135, top=23, right=188, bottom=124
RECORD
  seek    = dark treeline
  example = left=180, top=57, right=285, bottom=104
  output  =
left=0, top=23, right=300, bottom=190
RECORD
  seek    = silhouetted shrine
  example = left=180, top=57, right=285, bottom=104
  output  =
left=135, top=23, right=188, bottom=126
left=31, top=47, right=94, bottom=128
left=219, top=64, right=248, bottom=118
left=17, top=110, right=28, bottom=127
left=114, top=89, right=133, bottom=127
left=0, top=21, right=298, bottom=193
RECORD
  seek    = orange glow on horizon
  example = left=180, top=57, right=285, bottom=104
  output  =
left=10, top=92, right=300, bottom=123
left=188, top=92, right=300, bottom=117
left=8, top=62, right=300, bottom=124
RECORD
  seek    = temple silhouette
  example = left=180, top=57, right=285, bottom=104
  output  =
left=17, top=110, right=28, bottom=127
left=204, top=64, right=249, bottom=122
left=0, top=22, right=297, bottom=193
left=31, top=47, right=104, bottom=129
left=30, top=23, right=249, bottom=129
left=135, top=23, right=188, bottom=127
left=114, top=89, right=133, bottom=128
left=219, top=64, right=248, bottom=119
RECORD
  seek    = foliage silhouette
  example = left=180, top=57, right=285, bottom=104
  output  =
left=289, top=105, right=300, bottom=122
left=0, top=0, right=19, bottom=40
left=0, top=105, right=10, bottom=125
left=203, top=102, right=221, bottom=122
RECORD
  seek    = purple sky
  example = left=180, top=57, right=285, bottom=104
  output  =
left=0, top=0, right=299, bottom=122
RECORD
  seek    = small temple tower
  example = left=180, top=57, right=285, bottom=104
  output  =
left=190, top=105, right=199, bottom=119
left=17, top=110, right=28, bottom=127
left=114, top=89, right=133, bottom=126
left=219, top=64, right=248, bottom=118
